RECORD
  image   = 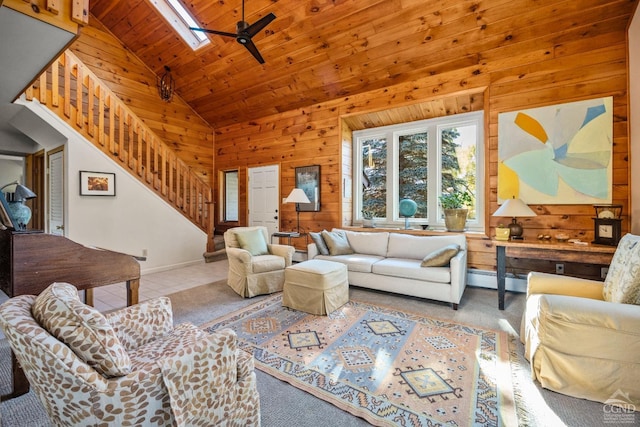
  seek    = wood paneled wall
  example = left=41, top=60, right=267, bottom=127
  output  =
left=215, top=9, right=631, bottom=276
left=70, top=16, right=215, bottom=187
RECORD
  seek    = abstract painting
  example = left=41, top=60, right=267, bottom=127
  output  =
left=498, top=97, right=613, bottom=204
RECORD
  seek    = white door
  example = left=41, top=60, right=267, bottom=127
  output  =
left=47, top=148, right=64, bottom=236
left=248, top=165, right=279, bottom=237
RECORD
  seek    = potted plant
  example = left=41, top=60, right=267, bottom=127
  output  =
left=439, top=190, right=472, bottom=232
left=361, top=209, right=375, bottom=228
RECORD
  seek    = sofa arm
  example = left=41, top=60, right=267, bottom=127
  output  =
left=307, top=242, right=319, bottom=259
left=226, top=247, right=254, bottom=273
left=268, top=243, right=295, bottom=266
left=522, top=293, right=640, bottom=360
left=158, top=328, right=243, bottom=425
left=226, top=247, right=252, bottom=263
left=105, top=297, right=174, bottom=351
left=527, top=272, right=604, bottom=300
left=449, top=249, right=468, bottom=305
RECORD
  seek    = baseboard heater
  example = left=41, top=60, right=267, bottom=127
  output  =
left=466, top=269, right=527, bottom=293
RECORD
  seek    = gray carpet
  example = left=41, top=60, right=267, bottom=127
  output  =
left=0, top=282, right=610, bottom=426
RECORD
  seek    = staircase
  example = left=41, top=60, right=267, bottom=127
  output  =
left=203, top=235, right=227, bottom=263
left=24, top=51, right=215, bottom=250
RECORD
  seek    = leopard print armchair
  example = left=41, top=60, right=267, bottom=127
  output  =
left=0, top=282, right=261, bottom=426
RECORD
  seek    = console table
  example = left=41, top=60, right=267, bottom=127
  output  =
left=271, top=231, right=301, bottom=245
left=494, top=240, right=616, bottom=310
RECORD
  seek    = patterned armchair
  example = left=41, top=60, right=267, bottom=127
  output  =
left=0, top=282, right=260, bottom=427
left=521, top=233, right=640, bottom=407
left=224, top=226, right=295, bottom=297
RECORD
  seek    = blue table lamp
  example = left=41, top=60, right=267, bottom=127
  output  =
left=399, top=198, right=418, bottom=229
left=1, top=181, right=37, bottom=231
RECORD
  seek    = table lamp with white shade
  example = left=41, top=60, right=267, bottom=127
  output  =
left=285, top=188, right=310, bottom=232
left=492, top=197, right=536, bottom=240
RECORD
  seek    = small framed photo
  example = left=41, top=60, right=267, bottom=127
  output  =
left=295, top=165, right=320, bottom=212
left=79, top=171, right=116, bottom=196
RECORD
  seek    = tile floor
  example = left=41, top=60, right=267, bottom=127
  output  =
left=90, top=259, right=229, bottom=312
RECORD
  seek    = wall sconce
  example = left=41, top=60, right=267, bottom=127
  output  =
left=285, top=188, right=310, bottom=233
left=1, top=181, right=37, bottom=231
left=492, top=197, right=536, bottom=240
left=157, top=65, right=175, bottom=102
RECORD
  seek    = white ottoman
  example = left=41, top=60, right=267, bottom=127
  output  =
left=282, top=259, right=349, bottom=315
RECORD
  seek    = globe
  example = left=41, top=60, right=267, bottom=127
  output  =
left=399, top=198, right=418, bottom=217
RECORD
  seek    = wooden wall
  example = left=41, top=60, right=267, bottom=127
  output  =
left=70, top=16, right=215, bottom=187
left=214, top=8, right=631, bottom=277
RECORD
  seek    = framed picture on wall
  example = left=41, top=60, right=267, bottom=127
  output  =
left=295, top=165, right=320, bottom=212
left=497, top=96, right=613, bottom=204
left=79, top=171, right=116, bottom=196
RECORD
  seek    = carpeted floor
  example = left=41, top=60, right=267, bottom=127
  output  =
left=0, top=281, right=611, bottom=426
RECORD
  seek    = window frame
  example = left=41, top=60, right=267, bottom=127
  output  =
left=221, top=170, right=239, bottom=222
left=353, top=111, right=485, bottom=232
left=149, top=0, right=210, bottom=50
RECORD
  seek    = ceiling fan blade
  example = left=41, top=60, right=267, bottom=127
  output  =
left=241, top=39, right=265, bottom=64
left=189, top=27, right=237, bottom=38
left=245, top=13, right=276, bottom=37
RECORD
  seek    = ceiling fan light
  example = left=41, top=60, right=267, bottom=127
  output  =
left=157, top=65, right=175, bottom=102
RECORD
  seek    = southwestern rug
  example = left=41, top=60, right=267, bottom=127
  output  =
left=203, top=294, right=519, bottom=427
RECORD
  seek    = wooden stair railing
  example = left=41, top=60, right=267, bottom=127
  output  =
left=24, top=51, right=214, bottom=247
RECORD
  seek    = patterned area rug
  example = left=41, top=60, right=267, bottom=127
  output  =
left=203, top=294, right=519, bottom=426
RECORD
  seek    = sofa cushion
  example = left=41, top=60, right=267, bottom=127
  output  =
left=309, top=231, right=330, bottom=255
left=315, top=254, right=384, bottom=273
left=31, top=282, right=132, bottom=378
left=236, top=229, right=269, bottom=256
left=386, top=233, right=465, bottom=260
left=372, top=259, right=451, bottom=284
left=251, top=254, right=286, bottom=273
left=603, top=233, right=640, bottom=305
left=421, top=244, right=460, bottom=267
left=344, top=231, right=389, bottom=257
left=322, top=230, right=354, bottom=255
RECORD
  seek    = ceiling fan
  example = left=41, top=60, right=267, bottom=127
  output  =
left=190, top=0, right=276, bottom=64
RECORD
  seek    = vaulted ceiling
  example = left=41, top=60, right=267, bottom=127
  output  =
left=89, top=0, right=636, bottom=129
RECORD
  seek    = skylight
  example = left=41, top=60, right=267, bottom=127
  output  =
left=150, top=0, right=210, bottom=50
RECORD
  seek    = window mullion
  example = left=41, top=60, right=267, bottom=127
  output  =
left=428, top=124, right=440, bottom=224
left=389, top=131, right=399, bottom=224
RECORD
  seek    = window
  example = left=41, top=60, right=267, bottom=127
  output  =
left=354, top=111, right=484, bottom=231
left=149, top=0, right=210, bottom=50
left=222, top=170, right=238, bottom=222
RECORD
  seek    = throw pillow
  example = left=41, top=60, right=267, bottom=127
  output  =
left=421, top=244, right=460, bottom=267
left=235, top=229, right=269, bottom=256
left=309, top=231, right=330, bottom=255
left=602, top=234, right=640, bottom=305
left=321, top=230, right=354, bottom=255
left=31, top=282, right=132, bottom=377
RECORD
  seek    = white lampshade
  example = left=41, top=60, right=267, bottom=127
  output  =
left=493, top=197, right=536, bottom=218
left=285, top=188, right=310, bottom=204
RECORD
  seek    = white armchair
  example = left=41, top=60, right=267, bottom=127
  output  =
left=521, top=233, right=640, bottom=407
left=224, top=226, right=295, bottom=297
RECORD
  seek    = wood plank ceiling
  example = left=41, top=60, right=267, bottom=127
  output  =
left=89, top=0, right=635, bottom=129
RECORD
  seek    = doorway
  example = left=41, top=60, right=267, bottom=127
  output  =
left=47, top=146, right=64, bottom=235
left=247, top=165, right=279, bottom=237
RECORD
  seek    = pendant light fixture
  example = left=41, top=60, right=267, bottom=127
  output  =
left=157, top=66, right=175, bottom=102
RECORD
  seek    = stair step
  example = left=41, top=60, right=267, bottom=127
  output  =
left=213, top=235, right=225, bottom=251
left=203, top=248, right=227, bottom=263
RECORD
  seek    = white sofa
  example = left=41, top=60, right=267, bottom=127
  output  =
left=307, top=229, right=468, bottom=309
